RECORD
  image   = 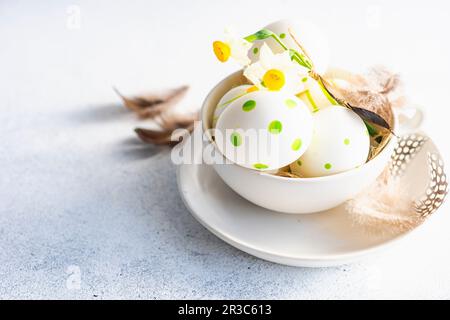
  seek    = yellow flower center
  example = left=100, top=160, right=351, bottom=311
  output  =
left=263, top=69, right=285, bottom=91
left=213, top=41, right=231, bottom=62
left=246, top=85, right=259, bottom=93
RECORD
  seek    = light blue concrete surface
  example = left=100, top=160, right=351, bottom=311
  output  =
left=1, top=0, right=450, bottom=299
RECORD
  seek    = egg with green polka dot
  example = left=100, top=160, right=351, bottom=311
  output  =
left=212, top=84, right=255, bottom=127
left=215, top=90, right=314, bottom=171
left=290, top=106, right=370, bottom=177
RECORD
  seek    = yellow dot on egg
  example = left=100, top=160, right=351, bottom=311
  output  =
left=263, top=69, right=285, bottom=91
left=213, top=41, right=231, bottom=62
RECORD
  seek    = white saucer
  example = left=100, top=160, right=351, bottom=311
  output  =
left=176, top=133, right=445, bottom=267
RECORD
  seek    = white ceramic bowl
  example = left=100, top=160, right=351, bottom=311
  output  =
left=202, top=70, right=396, bottom=214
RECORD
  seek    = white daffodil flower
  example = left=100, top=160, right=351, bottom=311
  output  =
left=213, top=28, right=252, bottom=66
left=243, top=43, right=309, bottom=93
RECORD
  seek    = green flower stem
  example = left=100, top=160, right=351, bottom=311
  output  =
left=312, top=74, right=339, bottom=105
left=270, top=33, right=312, bottom=69
left=244, top=29, right=334, bottom=103
left=268, top=33, right=313, bottom=69
left=269, top=34, right=288, bottom=50
left=244, top=29, right=312, bottom=68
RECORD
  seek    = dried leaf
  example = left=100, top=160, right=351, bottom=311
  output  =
left=114, top=85, right=189, bottom=119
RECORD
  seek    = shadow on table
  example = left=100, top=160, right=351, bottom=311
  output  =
left=114, top=137, right=168, bottom=161
left=64, top=102, right=169, bottom=160
left=67, top=103, right=131, bottom=123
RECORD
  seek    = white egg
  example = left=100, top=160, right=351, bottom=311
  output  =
left=297, top=75, right=339, bottom=112
left=215, top=91, right=314, bottom=171
left=290, top=106, right=370, bottom=177
left=213, top=85, right=254, bottom=127
left=249, top=19, right=330, bottom=74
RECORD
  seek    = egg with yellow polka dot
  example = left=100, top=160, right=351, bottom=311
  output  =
left=290, top=106, right=370, bottom=177
left=212, top=85, right=258, bottom=127
left=215, top=90, right=314, bottom=171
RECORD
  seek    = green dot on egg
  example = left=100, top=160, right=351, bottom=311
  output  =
left=291, top=138, right=302, bottom=151
left=230, top=132, right=242, bottom=147
left=324, top=163, right=332, bottom=170
left=268, top=120, right=282, bottom=134
left=285, top=99, right=297, bottom=109
left=302, top=77, right=308, bottom=82
left=253, top=163, right=269, bottom=170
left=253, top=47, right=259, bottom=55
left=279, top=33, right=286, bottom=39
left=344, top=138, right=350, bottom=145
left=242, top=100, right=256, bottom=112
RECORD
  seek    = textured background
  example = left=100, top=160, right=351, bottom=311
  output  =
left=1, top=0, right=450, bottom=299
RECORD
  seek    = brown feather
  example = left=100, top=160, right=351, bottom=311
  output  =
left=157, top=112, right=199, bottom=131
left=114, top=85, right=189, bottom=119
left=134, top=113, right=197, bottom=146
